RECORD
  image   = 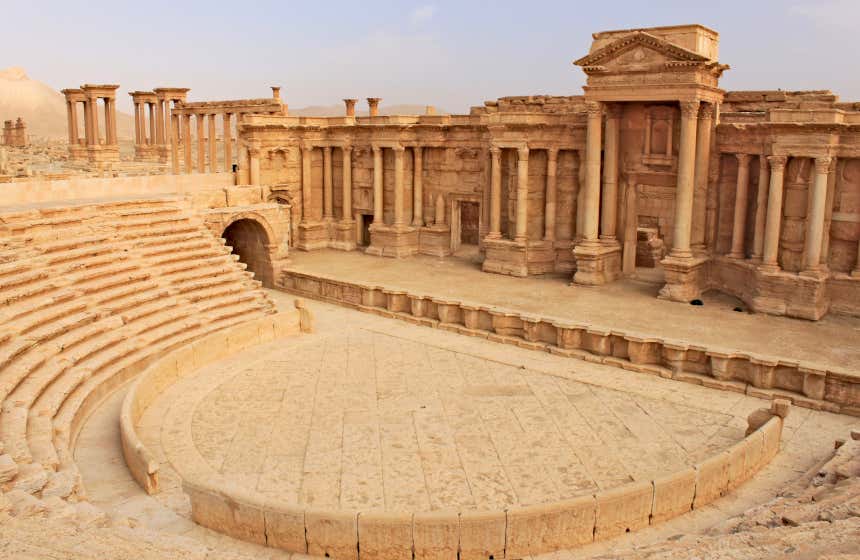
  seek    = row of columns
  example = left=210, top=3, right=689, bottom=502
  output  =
left=170, top=112, right=234, bottom=174
left=298, top=144, right=358, bottom=224
left=727, top=153, right=834, bottom=274
left=132, top=100, right=157, bottom=145
left=63, top=91, right=119, bottom=147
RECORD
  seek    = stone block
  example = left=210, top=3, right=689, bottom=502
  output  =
left=742, top=428, right=765, bottom=479
left=459, top=510, right=506, bottom=560
left=693, top=451, right=731, bottom=508
left=651, top=468, right=695, bottom=524
left=595, top=481, right=652, bottom=540
left=761, top=416, right=783, bottom=462
left=358, top=512, right=414, bottom=560
left=306, top=509, right=359, bottom=560
left=186, top=483, right=266, bottom=546
left=264, top=502, right=307, bottom=553
left=505, top=495, right=596, bottom=557
left=413, top=511, right=459, bottom=560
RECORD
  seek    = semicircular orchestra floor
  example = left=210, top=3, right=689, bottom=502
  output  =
left=135, top=297, right=823, bottom=515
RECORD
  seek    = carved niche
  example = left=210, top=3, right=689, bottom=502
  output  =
left=642, top=106, right=675, bottom=167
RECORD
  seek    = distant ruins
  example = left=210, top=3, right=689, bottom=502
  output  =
left=1, top=117, right=28, bottom=147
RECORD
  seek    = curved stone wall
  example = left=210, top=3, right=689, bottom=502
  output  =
left=279, top=270, right=859, bottom=417
left=121, top=303, right=785, bottom=559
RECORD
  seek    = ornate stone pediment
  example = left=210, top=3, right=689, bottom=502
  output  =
left=574, top=31, right=711, bottom=72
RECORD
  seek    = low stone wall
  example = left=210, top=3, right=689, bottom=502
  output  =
left=120, top=312, right=301, bottom=494
left=279, top=270, right=859, bottom=417
left=0, top=172, right=234, bottom=207
left=179, top=407, right=783, bottom=559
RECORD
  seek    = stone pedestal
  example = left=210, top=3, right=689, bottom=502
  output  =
left=751, top=268, right=830, bottom=320
left=366, top=224, right=419, bottom=258
left=572, top=241, right=622, bottom=285
left=330, top=220, right=356, bottom=251
left=553, top=240, right=576, bottom=273
left=658, top=254, right=709, bottom=302
left=296, top=220, right=329, bottom=251
left=87, top=145, right=120, bottom=163
left=419, top=225, right=452, bottom=257
left=482, top=238, right=556, bottom=278
left=134, top=144, right=160, bottom=162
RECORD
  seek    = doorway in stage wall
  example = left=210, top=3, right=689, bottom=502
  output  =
left=357, top=214, right=373, bottom=247
left=451, top=198, right=482, bottom=264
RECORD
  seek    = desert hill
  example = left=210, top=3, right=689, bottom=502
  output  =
left=0, top=67, right=135, bottom=140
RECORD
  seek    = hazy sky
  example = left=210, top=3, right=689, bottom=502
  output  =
left=3, top=0, right=858, bottom=113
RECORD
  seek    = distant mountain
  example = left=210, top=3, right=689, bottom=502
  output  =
left=0, top=67, right=135, bottom=140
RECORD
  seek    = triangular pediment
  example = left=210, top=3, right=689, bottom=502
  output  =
left=574, top=31, right=711, bottom=69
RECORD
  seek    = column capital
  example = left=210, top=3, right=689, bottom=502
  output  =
left=392, top=145, right=406, bottom=153
left=489, top=146, right=502, bottom=156
left=372, top=146, right=382, bottom=155
left=734, top=153, right=751, bottom=166
left=604, top=103, right=622, bottom=118
left=547, top=146, right=559, bottom=161
left=322, top=145, right=332, bottom=155
left=248, top=147, right=261, bottom=157
left=517, top=146, right=530, bottom=160
left=679, top=100, right=701, bottom=118
left=301, top=141, right=314, bottom=151
left=698, top=103, right=714, bottom=122
left=585, top=101, right=602, bottom=117
left=342, top=144, right=353, bottom=154
left=767, top=155, right=788, bottom=170
left=814, top=156, right=832, bottom=173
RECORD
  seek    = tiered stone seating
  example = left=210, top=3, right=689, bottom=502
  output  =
left=0, top=195, right=275, bottom=502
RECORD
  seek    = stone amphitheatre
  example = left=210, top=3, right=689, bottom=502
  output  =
left=0, top=23, right=859, bottom=560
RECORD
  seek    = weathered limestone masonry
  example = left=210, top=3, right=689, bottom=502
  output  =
left=234, top=24, right=860, bottom=320
left=280, top=270, right=860, bottom=417
left=2, top=117, right=28, bottom=147
left=128, top=88, right=190, bottom=162
left=61, top=84, right=120, bottom=162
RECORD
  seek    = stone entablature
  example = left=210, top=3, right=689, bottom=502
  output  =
left=2, top=117, right=28, bottom=147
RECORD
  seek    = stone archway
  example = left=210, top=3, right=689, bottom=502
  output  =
left=223, top=218, right=274, bottom=288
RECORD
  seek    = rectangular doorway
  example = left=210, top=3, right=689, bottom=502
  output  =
left=459, top=201, right=480, bottom=245
left=357, top=214, right=373, bottom=247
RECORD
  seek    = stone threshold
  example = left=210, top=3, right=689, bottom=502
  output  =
left=278, top=269, right=859, bottom=417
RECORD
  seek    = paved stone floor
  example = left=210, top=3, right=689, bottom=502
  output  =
left=283, top=250, right=860, bottom=372
left=75, top=292, right=859, bottom=557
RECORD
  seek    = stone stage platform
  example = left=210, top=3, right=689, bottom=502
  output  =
left=280, top=250, right=860, bottom=375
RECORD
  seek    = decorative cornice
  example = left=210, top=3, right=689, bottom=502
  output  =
left=574, top=31, right=712, bottom=67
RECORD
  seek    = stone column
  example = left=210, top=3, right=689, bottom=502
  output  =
left=582, top=102, right=603, bottom=243
left=803, top=157, right=831, bottom=272
left=148, top=104, right=156, bottom=145
left=515, top=147, right=529, bottom=242
left=367, top=98, right=381, bottom=117
left=156, top=99, right=165, bottom=145
left=323, top=146, right=333, bottom=219
left=544, top=147, right=559, bottom=241
left=249, top=147, right=261, bottom=185
left=393, top=146, right=406, bottom=226
left=412, top=146, right=423, bottom=227
left=729, top=153, right=751, bottom=259
left=83, top=97, right=92, bottom=146
left=852, top=239, right=860, bottom=277
left=70, top=102, right=79, bottom=144
left=600, top=104, right=621, bottom=241
left=67, top=101, right=76, bottom=144
left=488, top=147, right=502, bottom=239
left=108, top=98, right=117, bottom=145
left=208, top=114, right=217, bottom=172
left=343, top=99, right=357, bottom=117
left=302, top=144, right=313, bottom=222
left=90, top=96, right=100, bottom=145
left=196, top=114, right=205, bottom=172
left=133, top=102, right=141, bottom=144
left=223, top=113, right=233, bottom=172
left=342, top=146, right=353, bottom=220
left=692, top=103, right=713, bottom=250
left=669, top=100, right=700, bottom=258
left=751, top=155, right=770, bottom=260
left=182, top=114, right=192, bottom=172
left=170, top=113, right=180, bottom=174
left=372, top=147, right=383, bottom=225
left=761, top=156, right=787, bottom=270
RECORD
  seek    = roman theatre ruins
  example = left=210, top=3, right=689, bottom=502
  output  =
left=0, top=24, right=858, bottom=560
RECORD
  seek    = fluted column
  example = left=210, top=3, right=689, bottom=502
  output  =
left=692, top=104, right=713, bottom=250
left=342, top=146, right=353, bottom=220
left=223, top=113, right=233, bottom=172
left=196, top=114, right=205, bottom=172
left=803, top=157, right=831, bottom=272
left=488, top=147, right=502, bottom=239
left=761, top=155, right=787, bottom=270
left=669, top=100, right=700, bottom=258
left=372, top=147, right=383, bottom=225
left=170, top=113, right=180, bottom=174
left=544, top=147, right=559, bottom=241
left=600, top=104, right=621, bottom=241
left=751, top=155, right=770, bottom=260
left=412, top=146, right=423, bottom=226
left=582, top=101, right=603, bottom=243
left=207, top=114, right=217, bottom=171
left=393, top=146, right=405, bottom=226
left=133, top=102, right=141, bottom=144
left=182, top=114, right=192, bottom=172
left=148, top=104, right=156, bottom=145
left=301, top=144, right=313, bottom=222
left=729, top=153, right=752, bottom=258
left=515, top=147, right=529, bottom=242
